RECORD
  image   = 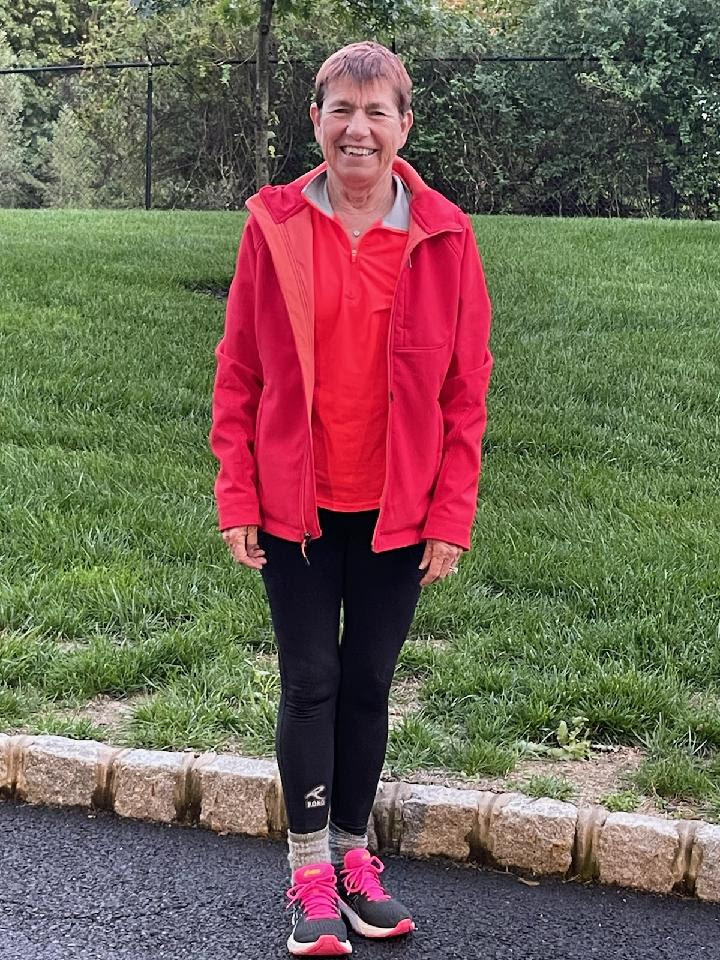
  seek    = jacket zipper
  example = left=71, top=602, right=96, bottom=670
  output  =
left=299, top=443, right=313, bottom=565
left=371, top=255, right=408, bottom=552
left=301, top=530, right=312, bottom=565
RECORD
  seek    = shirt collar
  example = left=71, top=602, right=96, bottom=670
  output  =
left=302, top=170, right=411, bottom=231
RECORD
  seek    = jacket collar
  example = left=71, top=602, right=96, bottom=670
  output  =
left=248, top=156, right=463, bottom=235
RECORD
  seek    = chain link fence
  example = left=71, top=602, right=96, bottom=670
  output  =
left=2, top=55, right=718, bottom=218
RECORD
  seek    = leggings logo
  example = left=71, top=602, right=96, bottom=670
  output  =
left=304, top=784, right=327, bottom=809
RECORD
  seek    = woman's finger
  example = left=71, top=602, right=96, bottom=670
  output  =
left=245, top=527, right=267, bottom=566
left=222, top=527, right=265, bottom=570
left=231, top=530, right=250, bottom=564
left=420, top=551, right=445, bottom=586
left=420, top=542, right=462, bottom=587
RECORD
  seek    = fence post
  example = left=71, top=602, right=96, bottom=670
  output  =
left=145, top=64, right=153, bottom=210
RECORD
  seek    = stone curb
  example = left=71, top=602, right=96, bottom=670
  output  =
left=1, top=734, right=718, bottom=901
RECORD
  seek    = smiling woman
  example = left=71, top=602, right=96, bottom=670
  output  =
left=209, top=40, right=493, bottom=958
left=310, top=73, right=413, bottom=247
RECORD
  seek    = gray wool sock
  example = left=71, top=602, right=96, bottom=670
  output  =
left=329, top=820, right=368, bottom=869
left=287, top=825, right=331, bottom=881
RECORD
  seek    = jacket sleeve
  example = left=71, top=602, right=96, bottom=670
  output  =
left=420, top=216, right=493, bottom=551
left=209, top=217, right=264, bottom=531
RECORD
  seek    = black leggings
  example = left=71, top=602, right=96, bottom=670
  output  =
left=257, top=508, right=425, bottom=835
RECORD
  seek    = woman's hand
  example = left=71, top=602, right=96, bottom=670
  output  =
left=221, top=525, right=266, bottom=570
left=418, top=538, right=464, bottom=586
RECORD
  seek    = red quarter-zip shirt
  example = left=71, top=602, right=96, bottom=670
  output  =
left=306, top=190, right=407, bottom=510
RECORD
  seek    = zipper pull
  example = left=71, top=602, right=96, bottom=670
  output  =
left=407, top=252, right=412, bottom=268
left=300, top=532, right=312, bottom=566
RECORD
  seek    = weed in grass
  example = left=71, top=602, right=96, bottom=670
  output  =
left=23, top=713, right=106, bottom=742
left=599, top=790, right=642, bottom=813
left=626, top=716, right=720, bottom=806
left=121, top=652, right=279, bottom=754
left=0, top=684, right=38, bottom=726
left=443, top=737, right=517, bottom=778
left=386, top=714, right=445, bottom=775
left=518, top=716, right=592, bottom=760
left=683, top=705, right=720, bottom=750
left=631, top=748, right=719, bottom=804
left=0, top=631, right=55, bottom=687
left=395, top=635, right=444, bottom=677
left=522, top=775, right=575, bottom=803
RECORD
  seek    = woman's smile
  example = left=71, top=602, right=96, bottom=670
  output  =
left=338, top=146, right=378, bottom=157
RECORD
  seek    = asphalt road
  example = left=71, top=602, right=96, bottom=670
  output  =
left=0, top=800, right=717, bottom=960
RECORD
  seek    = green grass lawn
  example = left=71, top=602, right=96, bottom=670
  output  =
left=1, top=209, right=719, bottom=816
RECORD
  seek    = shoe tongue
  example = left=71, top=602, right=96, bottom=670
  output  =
left=294, top=862, right=334, bottom=883
left=344, top=847, right=372, bottom=868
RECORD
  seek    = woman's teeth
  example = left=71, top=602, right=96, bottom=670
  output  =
left=340, top=147, right=376, bottom=156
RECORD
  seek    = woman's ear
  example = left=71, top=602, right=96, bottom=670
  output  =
left=399, top=109, right=414, bottom=149
left=309, top=102, right=321, bottom=144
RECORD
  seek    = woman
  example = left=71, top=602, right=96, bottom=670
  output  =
left=210, top=41, right=493, bottom=957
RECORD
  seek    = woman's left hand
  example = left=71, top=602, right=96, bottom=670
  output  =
left=418, top=539, right=464, bottom=586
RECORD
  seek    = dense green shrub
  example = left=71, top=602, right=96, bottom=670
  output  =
left=0, top=32, right=38, bottom=206
left=3, top=0, right=719, bottom=216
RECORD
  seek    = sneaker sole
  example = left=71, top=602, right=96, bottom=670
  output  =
left=287, top=933, right=352, bottom=956
left=337, top=900, right=416, bottom=939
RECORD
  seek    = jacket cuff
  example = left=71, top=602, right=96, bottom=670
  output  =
left=217, top=503, right=262, bottom=532
left=419, top=518, right=472, bottom=552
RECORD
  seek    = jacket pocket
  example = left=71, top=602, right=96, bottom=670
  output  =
left=396, top=317, right=452, bottom=351
left=395, top=270, right=450, bottom=350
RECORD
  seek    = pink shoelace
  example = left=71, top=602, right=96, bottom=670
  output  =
left=339, top=855, right=391, bottom=902
left=286, top=872, right=340, bottom=920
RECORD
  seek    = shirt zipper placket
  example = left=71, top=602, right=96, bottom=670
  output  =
left=302, top=233, right=359, bottom=564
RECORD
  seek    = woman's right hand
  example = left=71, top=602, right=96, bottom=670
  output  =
left=221, top=525, right=267, bottom=570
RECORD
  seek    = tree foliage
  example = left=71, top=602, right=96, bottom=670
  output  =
left=525, top=0, right=720, bottom=216
left=1, top=0, right=718, bottom=216
left=0, top=32, right=37, bottom=206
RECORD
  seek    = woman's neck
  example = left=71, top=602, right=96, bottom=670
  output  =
left=326, top=170, right=395, bottom=222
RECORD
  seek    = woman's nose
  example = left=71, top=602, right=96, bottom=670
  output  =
left=345, top=109, right=370, bottom=138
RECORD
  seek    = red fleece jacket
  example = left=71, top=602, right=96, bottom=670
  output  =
left=209, top=157, right=493, bottom=554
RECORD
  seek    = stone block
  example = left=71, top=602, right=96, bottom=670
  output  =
left=372, top=781, right=412, bottom=854
left=16, top=736, right=117, bottom=809
left=572, top=805, right=607, bottom=880
left=266, top=768, right=288, bottom=835
left=399, top=784, right=478, bottom=860
left=367, top=810, right=378, bottom=852
left=596, top=813, right=682, bottom=894
left=112, top=749, right=190, bottom=823
left=691, top=823, right=720, bottom=902
left=196, top=754, right=277, bottom=836
left=485, top=796, right=577, bottom=876
left=0, top=734, right=11, bottom=793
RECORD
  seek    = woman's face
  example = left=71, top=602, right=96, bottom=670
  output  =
left=310, top=76, right=413, bottom=192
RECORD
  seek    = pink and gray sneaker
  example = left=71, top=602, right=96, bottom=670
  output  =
left=285, top=862, right=352, bottom=956
left=336, top=848, right=416, bottom=939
